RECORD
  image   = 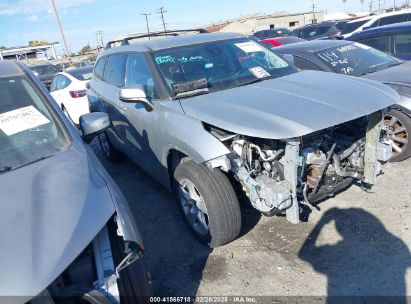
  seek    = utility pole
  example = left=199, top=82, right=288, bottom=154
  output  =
left=50, top=0, right=71, bottom=58
left=157, top=7, right=167, bottom=36
left=141, top=13, right=151, bottom=39
left=378, top=0, right=381, bottom=10
left=360, top=0, right=365, bottom=11
left=311, top=0, right=316, bottom=24
left=369, top=0, right=373, bottom=12
left=393, top=0, right=396, bottom=10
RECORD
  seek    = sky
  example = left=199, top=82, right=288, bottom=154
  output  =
left=0, top=0, right=404, bottom=54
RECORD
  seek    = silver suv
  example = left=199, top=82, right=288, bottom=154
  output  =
left=88, top=32, right=399, bottom=248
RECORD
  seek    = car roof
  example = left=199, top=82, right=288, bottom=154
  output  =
left=0, top=60, right=25, bottom=78
left=103, top=32, right=244, bottom=55
left=350, top=20, right=411, bottom=38
left=275, top=39, right=352, bottom=53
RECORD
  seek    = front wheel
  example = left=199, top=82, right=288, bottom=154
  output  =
left=384, top=109, right=411, bottom=162
left=173, top=160, right=242, bottom=248
left=98, top=131, right=124, bottom=162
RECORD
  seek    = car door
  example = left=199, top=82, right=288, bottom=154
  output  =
left=57, top=75, right=72, bottom=108
left=99, top=54, right=128, bottom=147
left=117, top=53, right=163, bottom=178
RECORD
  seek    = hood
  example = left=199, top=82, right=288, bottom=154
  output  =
left=361, top=61, right=411, bottom=87
left=0, top=145, right=116, bottom=299
left=179, top=70, right=399, bottom=139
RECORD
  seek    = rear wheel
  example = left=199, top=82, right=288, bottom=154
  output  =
left=384, top=109, right=411, bottom=162
left=173, top=160, right=242, bottom=248
left=98, top=131, right=124, bottom=162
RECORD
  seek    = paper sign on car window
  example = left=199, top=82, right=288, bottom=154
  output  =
left=249, top=67, right=271, bottom=79
left=0, top=105, right=50, bottom=136
left=235, top=42, right=264, bottom=53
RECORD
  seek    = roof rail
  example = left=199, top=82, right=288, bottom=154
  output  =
left=105, top=28, right=209, bottom=50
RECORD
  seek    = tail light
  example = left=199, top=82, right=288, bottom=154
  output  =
left=69, top=90, right=87, bottom=98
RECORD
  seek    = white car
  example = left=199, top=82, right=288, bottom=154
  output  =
left=50, top=66, right=93, bottom=124
left=341, top=9, right=411, bottom=38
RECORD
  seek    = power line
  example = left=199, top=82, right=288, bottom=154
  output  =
left=141, top=13, right=151, bottom=40
left=156, top=7, right=167, bottom=36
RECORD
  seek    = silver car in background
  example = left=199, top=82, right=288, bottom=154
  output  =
left=88, top=33, right=399, bottom=248
left=0, top=60, right=152, bottom=303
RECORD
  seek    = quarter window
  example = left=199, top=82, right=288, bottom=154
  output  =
left=105, top=54, right=127, bottom=87
left=395, top=32, right=411, bottom=55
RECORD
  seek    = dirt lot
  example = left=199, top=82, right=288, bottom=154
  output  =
left=91, top=140, right=411, bottom=301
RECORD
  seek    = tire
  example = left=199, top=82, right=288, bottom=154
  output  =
left=384, top=109, right=411, bottom=162
left=98, top=131, right=124, bottom=162
left=108, top=219, right=152, bottom=304
left=173, top=160, right=242, bottom=248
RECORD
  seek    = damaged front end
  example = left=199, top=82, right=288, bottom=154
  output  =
left=28, top=215, right=150, bottom=304
left=205, top=111, right=393, bottom=223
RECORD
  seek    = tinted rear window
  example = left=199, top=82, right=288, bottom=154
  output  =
left=341, top=19, right=370, bottom=34
left=379, top=14, right=408, bottom=26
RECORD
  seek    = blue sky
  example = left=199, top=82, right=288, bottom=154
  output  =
left=0, top=0, right=401, bottom=54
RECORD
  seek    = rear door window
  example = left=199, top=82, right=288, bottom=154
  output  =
left=59, top=76, right=71, bottom=90
left=394, top=32, right=411, bottom=55
left=356, top=35, right=390, bottom=52
left=378, top=14, right=408, bottom=26
left=94, top=57, right=106, bottom=80
left=105, top=54, right=128, bottom=87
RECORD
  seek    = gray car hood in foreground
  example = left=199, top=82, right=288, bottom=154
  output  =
left=0, top=145, right=115, bottom=299
left=361, top=61, right=411, bottom=86
left=180, top=70, right=399, bottom=139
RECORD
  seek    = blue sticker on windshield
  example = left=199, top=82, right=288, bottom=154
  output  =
left=205, top=63, right=213, bottom=69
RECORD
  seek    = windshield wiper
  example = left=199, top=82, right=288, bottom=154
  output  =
left=0, top=166, right=12, bottom=174
left=175, top=88, right=209, bottom=98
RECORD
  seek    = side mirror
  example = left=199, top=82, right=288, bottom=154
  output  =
left=79, top=112, right=110, bottom=143
left=119, top=86, right=153, bottom=112
left=363, top=26, right=371, bottom=31
left=283, top=54, right=295, bottom=65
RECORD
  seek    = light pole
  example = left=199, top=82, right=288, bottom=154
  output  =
left=50, top=0, right=71, bottom=58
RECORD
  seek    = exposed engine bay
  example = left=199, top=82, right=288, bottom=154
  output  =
left=205, top=111, right=393, bottom=221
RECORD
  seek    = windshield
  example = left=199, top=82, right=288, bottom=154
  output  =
left=0, top=76, right=70, bottom=172
left=341, top=19, right=370, bottom=35
left=30, top=64, right=59, bottom=76
left=153, top=38, right=296, bottom=97
left=314, top=43, right=401, bottom=76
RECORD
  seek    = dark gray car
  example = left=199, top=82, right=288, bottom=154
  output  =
left=0, top=60, right=152, bottom=303
left=275, top=39, right=411, bottom=162
left=89, top=32, right=398, bottom=248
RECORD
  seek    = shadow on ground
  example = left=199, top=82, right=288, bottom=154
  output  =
left=91, top=140, right=261, bottom=296
left=299, top=207, right=411, bottom=303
